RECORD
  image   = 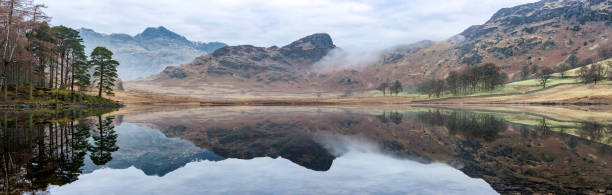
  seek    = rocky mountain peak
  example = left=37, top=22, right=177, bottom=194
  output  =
left=283, top=33, right=335, bottom=50
left=156, top=33, right=340, bottom=83
left=135, top=26, right=187, bottom=41
left=280, top=33, right=336, bottom=64
left=78, top=28, right=104, bottom=38
left=79, top=27, right=96, bottom=34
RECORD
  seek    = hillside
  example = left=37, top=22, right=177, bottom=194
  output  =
left=79, top=26, right=226, bottom=80
left=355, top=0, right=612, bottom=84
left=418, top=59, right=612, bottom=104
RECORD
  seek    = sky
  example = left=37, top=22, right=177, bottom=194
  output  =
left=40, top=0, right=538, bottom=50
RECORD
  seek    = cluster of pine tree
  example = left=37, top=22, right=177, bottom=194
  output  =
left=0, top=0, right=119, bottom=102
left=376, top=80, right=403, bottom=96
left=418, top=63, right=507, bottom=98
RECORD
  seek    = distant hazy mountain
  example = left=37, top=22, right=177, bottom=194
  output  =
left=79, top=26, right=227, bottom=80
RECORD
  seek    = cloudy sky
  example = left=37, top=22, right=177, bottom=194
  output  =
left=40, top=0, right=537, bottom=50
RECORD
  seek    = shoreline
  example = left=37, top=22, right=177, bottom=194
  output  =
left=117, top=92, right=610, bottom=107
left=4, top=85, right=609, bottom=109
left=112, top=90, right=611, bottom=107
left=0, top=103, right=124, bottom=110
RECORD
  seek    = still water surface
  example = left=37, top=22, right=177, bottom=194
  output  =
left=1, top=106, right=610, bottom=194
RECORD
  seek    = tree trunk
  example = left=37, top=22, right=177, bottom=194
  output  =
left=64, top=55, right=70, bottom=89
left=49, top=56, right=54, bottom=89
left=71, top=56, right=75, bottom=103
left=39, top=57, right=45, bottom=88
left=60, top=54, right=64, bottom=89
left=29, top=61, right=32, bottom=100
left=2, top=0, right=15, bottom=101
left=98, top=68, right=103, bottom=98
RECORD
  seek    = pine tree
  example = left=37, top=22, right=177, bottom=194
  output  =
left=391, top=80, right=403, bottom=96
left=72, top=44, right=90, bottom=102
left=377, top=82, right=389, bottom=96
left=90, top=47, right=119, bottom=97
left=446, top=71, right=458, bottom=95
left=89, top=115, right=119, bottom=165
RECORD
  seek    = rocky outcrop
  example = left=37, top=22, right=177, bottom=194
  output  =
left=156, top=33, right=336, bottom=86
left=280, top=33, right=336, bottom=65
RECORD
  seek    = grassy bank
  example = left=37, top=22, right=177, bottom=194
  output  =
left=0, top=88, right=122, bottom=109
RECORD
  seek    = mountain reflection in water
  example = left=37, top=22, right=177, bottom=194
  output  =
left=1, top=106, right=611, bottom=194
left=51, top=137, right=496, bottom=195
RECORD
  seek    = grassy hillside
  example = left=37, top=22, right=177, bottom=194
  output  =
left=389, top=58, right=612, bottom=104
left=553, top=58, right=612, bottom=77
left=409, top=79, right=611, bottom=104
left=385, top=76, right=608, bottom=99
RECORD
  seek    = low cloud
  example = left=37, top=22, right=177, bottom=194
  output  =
left=313, top=48, right=382, bottom=72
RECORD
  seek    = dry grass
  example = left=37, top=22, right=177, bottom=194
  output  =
left=120, top=70, right=612, bottom=106
left=428, top=83, right=612, bottom=105
left=111, top=91, right=204, bottom=106
left=114, top=82, right=612, bottom=107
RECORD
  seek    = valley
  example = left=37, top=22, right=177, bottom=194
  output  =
left=105, top=0, right=612, bottom=106
left=2, top=0, right=611, bottom=194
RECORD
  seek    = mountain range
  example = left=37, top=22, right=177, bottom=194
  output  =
left=126, top=0, right=611, bottom=97
left=79, top=26, right=227, bottom=80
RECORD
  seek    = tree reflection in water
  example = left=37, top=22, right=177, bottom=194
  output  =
left=89, top=116, right=119, bottom=165
left=578, top=121, right=609, bottom=143
left=0, top=110, right=118, bottom=194
left=376, top=111, right=403, bottom=125
left=416, top=109, right=507, bottom=142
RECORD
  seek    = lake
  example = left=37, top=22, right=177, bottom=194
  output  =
left=1, top=106, right=610, bottom=194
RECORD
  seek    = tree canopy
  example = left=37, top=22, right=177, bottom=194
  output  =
left=420, top=63, right=507, bottom=97
left=0, top=0, right=105, bottom=102
left=90, top=47, right=119, bottom=97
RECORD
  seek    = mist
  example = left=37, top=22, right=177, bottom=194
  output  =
left=314, top=134, right=381, bottom=156
left=312, top=48, right=383, bottom=72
